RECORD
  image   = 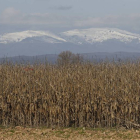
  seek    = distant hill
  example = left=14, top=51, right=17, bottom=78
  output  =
left=1, top=52, right=140, bottom=64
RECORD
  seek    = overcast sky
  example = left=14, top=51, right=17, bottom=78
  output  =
left=0, top=0, right=140, bottom=33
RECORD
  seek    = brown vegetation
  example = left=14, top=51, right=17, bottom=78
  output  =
left=0, top=127, right=140, bottom=140
left=0, top=53, right=140, bottom=129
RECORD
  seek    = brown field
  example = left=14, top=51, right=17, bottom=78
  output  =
left=0, top=55, right=140, bottom=129
left=0, top=126, right=140, bottom=140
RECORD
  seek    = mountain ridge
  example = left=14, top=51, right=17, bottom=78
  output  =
left=0, top=28, right=140, bottom=44
left=0, top=30, right=67, bottom=44
left=61, top=28, right=140, bottom=44
left=0, top=28, right=140, bottom=58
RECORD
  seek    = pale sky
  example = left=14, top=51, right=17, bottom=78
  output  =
left=0, top=0, right=140, bottom=33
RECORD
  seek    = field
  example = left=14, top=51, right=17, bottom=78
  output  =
left=0, top=126, right=140, bottom=140
left=1, top=54, right=140, bottom=139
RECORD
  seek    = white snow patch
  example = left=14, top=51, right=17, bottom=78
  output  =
left=0, top=30, right=67, bottom=44
left=62, top=28, right=140, bottom=44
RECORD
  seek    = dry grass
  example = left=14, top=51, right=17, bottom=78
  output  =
left=0, top=126, right=140, bottom=140
left=0, top=61, right=140, bottom=129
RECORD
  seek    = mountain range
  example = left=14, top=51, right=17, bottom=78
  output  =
left=0, top=28, right=140, bottom=58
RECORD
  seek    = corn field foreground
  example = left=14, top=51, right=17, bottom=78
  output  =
left=1, top=61, right=140, bottom=129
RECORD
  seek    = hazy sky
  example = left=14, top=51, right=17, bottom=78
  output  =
left=0, top=0, right=140, bottom=33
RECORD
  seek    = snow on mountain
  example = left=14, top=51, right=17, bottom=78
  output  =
left=1, top=28, right=140, bottom=58
left=61, top=28, right=140, bottom=44
left=0, top=30, right=67, bottom=44
left=1, top=28, right=140, bottom=45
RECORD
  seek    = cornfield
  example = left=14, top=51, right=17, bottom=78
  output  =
left=0, top=60, right=140, bottom=129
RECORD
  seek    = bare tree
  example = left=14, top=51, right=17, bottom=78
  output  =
left=57, top=51, right=83, bottom=66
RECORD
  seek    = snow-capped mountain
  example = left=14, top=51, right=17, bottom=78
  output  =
left=0, top=30, right=66, bottom=44
left=61, top=28, right=140, bottom=44
left=0, top=28, right=140, bottom=58
left=1, top=28, right=140, bottom=45
left=0, top=28, right=140, bottom=45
